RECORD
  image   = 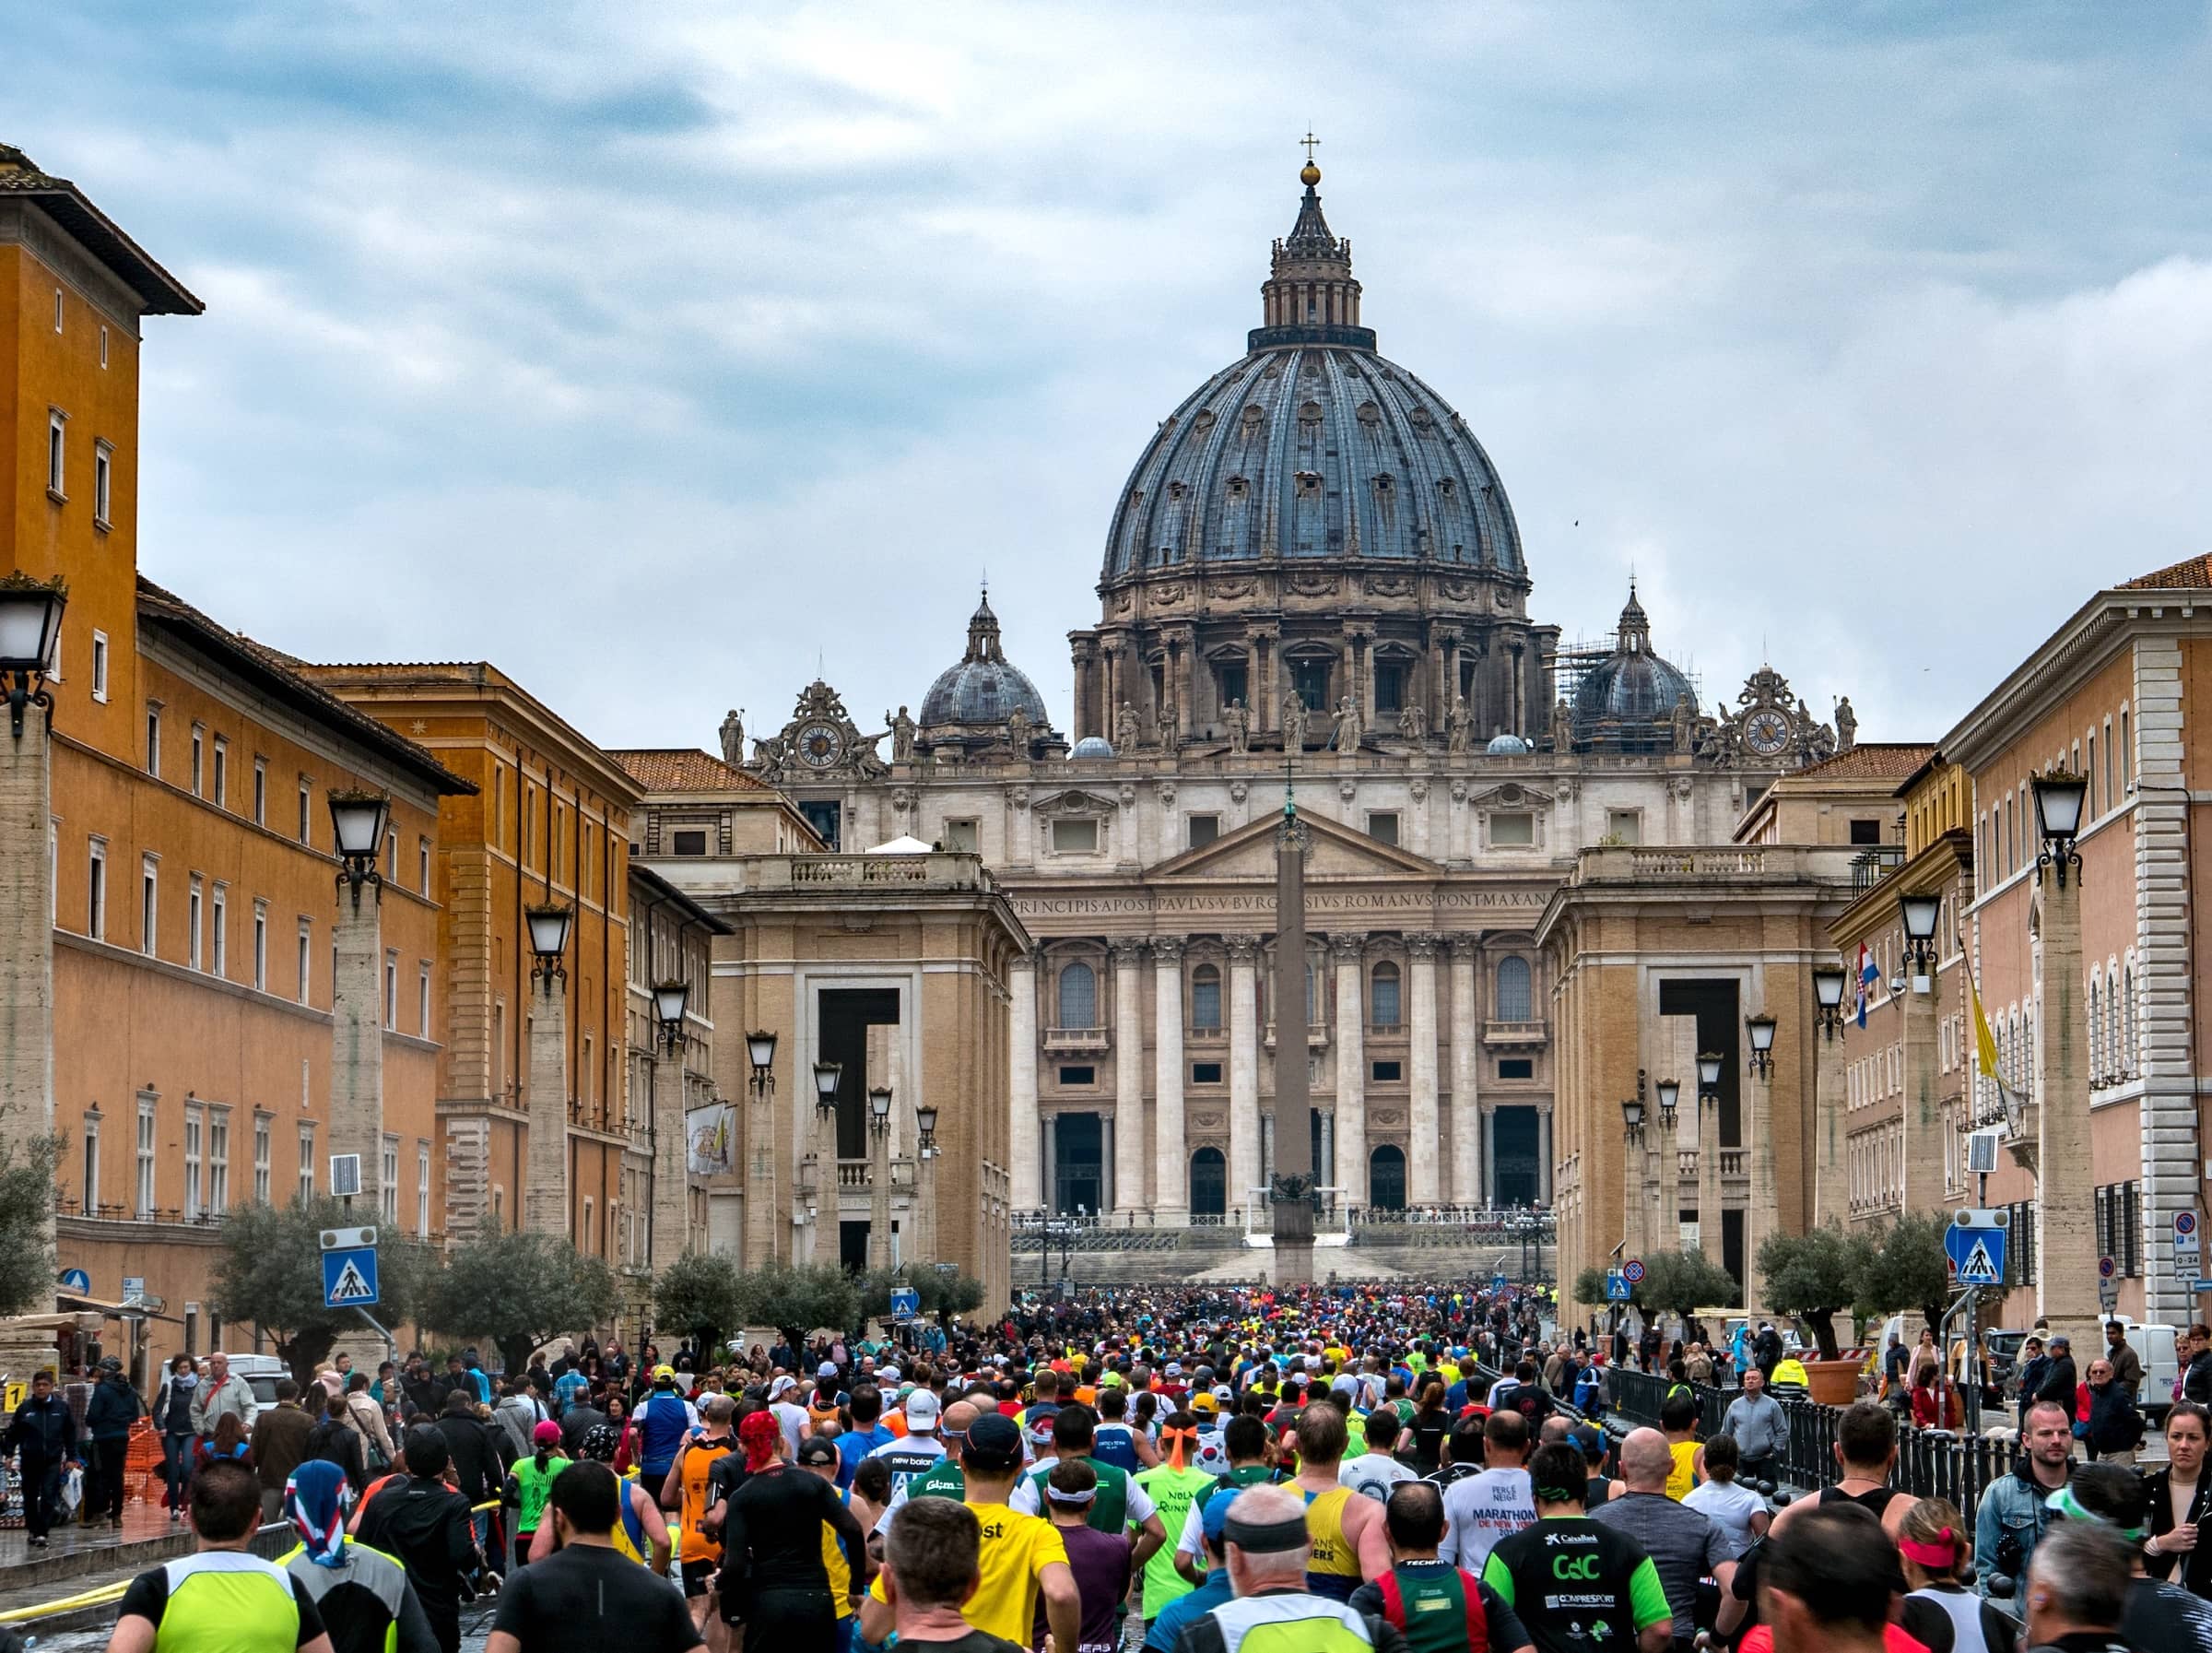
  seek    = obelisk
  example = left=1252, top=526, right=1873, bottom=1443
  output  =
left=1270, top=777, right=1316, bottom=1283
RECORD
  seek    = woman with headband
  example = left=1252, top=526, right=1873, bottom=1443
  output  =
left=1896, top=1497, right=2011, bottom=1653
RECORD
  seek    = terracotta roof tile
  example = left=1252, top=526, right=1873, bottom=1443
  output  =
left=2120, top=553, right=2212, bottom=591
left=606, top=749, right=769, bottom=794
left=1789, top=742, right=1937, bottom=782
left=0, top=144, right=202, bottom=314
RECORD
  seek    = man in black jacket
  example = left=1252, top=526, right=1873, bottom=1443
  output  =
left=356, top=1428, right=482, bottom=1653
left=2034, top=1335, right=2080, bottom=1428
left=84, top=1360, right=143, bottom=1527
left=1, top=1371, right=80, bottom=1546
left=434, top=1391, right=511, bottom=1569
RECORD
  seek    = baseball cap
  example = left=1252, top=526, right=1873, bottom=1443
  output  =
left=905, top=1390, right=942, bottom=1428
left=1190, top=1391, right=1219, bottom=1416
left=1165, top=1362, right=1183, bottom=1377
left=818, top=1361, right=839, bottom=1379
left=1213, top=1385, right=1234, bottom=1403
left=1198, top=1484, right=1239, bottom=1543
left=653, top=1364, right=676, bottom=1382
left=880, top=1365, right=901, bottom=1384
left=796, top=1435, right=840, bottom=1467
left=533, top=1420, right=563, bottom=1446
left=770, top=1375, right=797, bottom=1399
left=966, top=1412, right=1022, bottom=1470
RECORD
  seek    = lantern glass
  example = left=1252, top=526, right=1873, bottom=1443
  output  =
left=1621, top=1098, right=1643, bottom=1130
left=915, top=1104, right=939, bottom=1139
left=812, top=1060, right=843, bottom=1104
left=1697, top=1052, right=1724, bottom=1089
left=524, top=903, right=573, bottom=962
left=328, top=791, right=391, bottom=860
left=2031, top=771, right=2088, bottom=842
left=0, top=577, right=67, bottom=673
left=1746, top=1013, right=1777, bottom=1055
left=1812, top=965, right=1848, bottom=1010
left=747, top=1030, right=778, bottom=1071
left=868, top=1086, right=892, bottom=1121
left=653, top=980, right=689, bottom=1029
left=1898, top=891, right=1941, bottom=944
left=1655, top=1079, right=1680, bottom=1114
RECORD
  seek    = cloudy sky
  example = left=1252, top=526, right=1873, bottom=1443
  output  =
left=15, top=3, right=2212, bottom=753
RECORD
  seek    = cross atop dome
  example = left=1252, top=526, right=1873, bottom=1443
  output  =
left=1254, top=140, right=1371, bottom=349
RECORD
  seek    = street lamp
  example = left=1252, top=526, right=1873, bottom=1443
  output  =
left=524, top=902, right=573, bottom=987
left=868, top=1085, right=893, bottom=1136
left=2031, top=770, right=2088, bottom=888
left=1898, top=891, right=1941, bottom=982
left=1745, top=1013, right=1777, bottom=1080
left=652, top=980, right=690, bottom=1054
left=1812, top=964, right=1848, bottom=1040
left=0, top=571, right=67, bottom=739
left=327, top=789, right=391, bottom=911
left=1696, top=1052, right=1724, bottom=1099
left=1620, top=1097, right=1644, bottom=1141
left=914, top=1104, right=939, bottom=1149
left=1655, top=1078, right=1680, bottom=1128
left=746, top=1030, right=778, bottom=1086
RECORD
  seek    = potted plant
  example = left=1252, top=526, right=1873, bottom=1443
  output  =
left=1757, top=1223, right=1872, bottom=1405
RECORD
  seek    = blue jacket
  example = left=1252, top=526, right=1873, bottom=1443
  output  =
left=636, top=1389, right=694, bottom=1475
left=1143, top=1567, right=1235, bottom=1653
left=4, top=1393, right=77, bottom=1464
left=1975, top=1459, right=2064, bottom=1619
left=86, top=1377, right=142, bottom=1441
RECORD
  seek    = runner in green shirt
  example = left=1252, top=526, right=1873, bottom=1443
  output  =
left=1483, top=1444, right=1671, bottom=1653
left=1133, top=1414, right=1217, bottom=1619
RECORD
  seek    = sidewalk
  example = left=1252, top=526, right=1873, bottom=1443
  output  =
left=0, top=1503, right=189, bottom=1607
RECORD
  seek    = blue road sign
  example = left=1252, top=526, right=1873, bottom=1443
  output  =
left=1491, top=1273, right=1510, bottom=1293
left=1605, top=1272, right=1633, bottom=1302
left=57, top=1268, right=90, bottom=1293
left=888, top=1286, right=920, bottom=1321
left=323, top=1246, right=379, bottom=1308
left=1945, top=1221, right=2006, bottom=1287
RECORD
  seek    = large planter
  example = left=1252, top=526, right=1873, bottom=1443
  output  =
left=1804, top=1358, right=1863, bottom=1407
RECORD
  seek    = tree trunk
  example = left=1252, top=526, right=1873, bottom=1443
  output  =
left=281, top=1328, right=337, bottom=1389
left=1804, top=1310, right=1840, bottom=1362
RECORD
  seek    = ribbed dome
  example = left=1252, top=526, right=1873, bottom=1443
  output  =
left=1102, top=347, right=1523, bottom=581
left=1573, top=588, right=1695, bottom=741
left=919, top=592, right=1051, bottom=728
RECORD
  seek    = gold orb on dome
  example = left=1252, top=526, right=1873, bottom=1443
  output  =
left=1300, top=162, right=1321, bottom=187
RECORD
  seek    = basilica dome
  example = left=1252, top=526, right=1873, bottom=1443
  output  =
left=920, top=591, right=1052, bottom=729
left=1571, top=587, right=1696, bottom=750
left=1101, top=172, right=1523, bottom=584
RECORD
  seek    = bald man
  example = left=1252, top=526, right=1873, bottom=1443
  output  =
left=1591, top=1428, right=1734, bottom=1649
left=1168, top=1486, right=1412, bottom=1653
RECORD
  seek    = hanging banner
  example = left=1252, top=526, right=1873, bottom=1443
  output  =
left=686, top=1103, right=736, bottom=1176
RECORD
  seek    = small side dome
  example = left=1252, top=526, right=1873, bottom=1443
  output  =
left=1069, top=736, right=1115, bottom=760
left=918, top=588, right=1052, bottom=731
left=1487, top=733, right=1530, bottom=755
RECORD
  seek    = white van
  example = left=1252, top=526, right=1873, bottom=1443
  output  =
left=221, top=1353, right=289, bottom=1427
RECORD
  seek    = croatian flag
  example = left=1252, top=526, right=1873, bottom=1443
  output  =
left=1855, top=943, right=1877, bottom=1029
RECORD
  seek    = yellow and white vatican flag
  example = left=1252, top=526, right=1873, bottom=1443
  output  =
left=1968, top=963, right=2030, bottom=1139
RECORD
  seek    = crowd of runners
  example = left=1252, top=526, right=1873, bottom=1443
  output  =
left=6, top=1282, right=2208, bottom=1652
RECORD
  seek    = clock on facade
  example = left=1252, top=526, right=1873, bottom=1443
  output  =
left=1743, top=707, right=1792, bottom=757
left=796, top=721, right=846, bottom=769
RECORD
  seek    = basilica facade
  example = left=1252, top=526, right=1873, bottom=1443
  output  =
left=733, top=160, right=1853, bottom=1229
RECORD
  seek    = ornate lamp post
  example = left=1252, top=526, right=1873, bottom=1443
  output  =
left=810, top=1059, right=841, bottom=1264
left=1896, top=889, right=1945, bottom=1212
left=0, top=572, right=66, bottom=740
left=1745, top=1015, right=1776, bottom=1080
left=914, top=1103, right=940, bottom=1269
left=1654, top=1077, right=1679, bottom=1252
left=867, top=1085, right=894, bottom=1269
left=521, top=903, right=574, bottom=1236
left=1695, top=1053, right=1724, bottom=1265
left=1812, top=964, right=1850, bottom=1227
left=1620, top=1094, right=1646, bottom=1262
left=325, top=788, right=393, bottom=1214
left=1744, top=1014, right=1780, bottom=1309
left=2030, top=769, right=2096, bottom=1341
left=652, top=981, right=690, bottom=1054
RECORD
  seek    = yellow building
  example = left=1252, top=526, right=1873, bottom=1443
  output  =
left=5, top=144, right=467, bottom=1370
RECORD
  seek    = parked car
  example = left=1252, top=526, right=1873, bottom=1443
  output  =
left=220, top=1353, right=289, bottom=1426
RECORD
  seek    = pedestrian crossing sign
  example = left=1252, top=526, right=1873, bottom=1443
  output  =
left=1944, top=1220, right=2005, bottom=1287
left=323, top=1246, right=380, bottom=1307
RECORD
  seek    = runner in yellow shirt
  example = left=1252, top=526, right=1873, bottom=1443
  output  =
left=858, top=1413, right=1078, bottom=1652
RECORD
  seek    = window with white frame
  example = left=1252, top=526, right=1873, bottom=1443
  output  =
left=417, top=1141, right=431, bottom=1236
left=100, top=324, right=109, bottom=367
left=253, top=1114, right=272, bottom=1205
left=140, top=855, right=158, bottom=956
left=300, top=776, right=313, bottom=844
left=135, top=1096, right=157, bottom=1217
left=207, top=1110, right=229, bottom=1213
left=88, top=837, right=106, bottom=939
left=385, top=829, right=397, bottom=881
left=187, top=875, right=204, bottom=970
left=212, top=738, right=228, bottom=809
left=211, top=884, right=228, bottom=976
left=183, top=1104, right=204, bottom=1220
left=297, top=917, right=312, bottom=1005
left=91, top=632, right=108, bottom=702
left=94, top=440, right=112, bottom=525
left=47, top=409, right=65, bottom=496
left=191, top=726, right=204, bottom=795
left=298, top=1124, right=316, bottom=1202
left=82, top=1113, right=100, bottom=1215
left=381, top=1136, right=400, bottom=1222
left=383, top=951, right=398, bottom=1030
left=253, top=759, right=267, bottom=825
left=418, top=837, right=429, bottom=892
left=418, top=962, right=431, bottom=1035
left=253, top=902, right=268, bottom=990
left=147, top=705, right=161, bottom=776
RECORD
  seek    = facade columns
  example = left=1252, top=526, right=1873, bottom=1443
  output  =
left=1152, top=939, right=1187, bottom=1220
left=524, top=977, right=570, bottom=1236
left=649, top=1056, right=688, bottom=1271
left=810, top=1084, right=839, bottom=1264
left=1747, top=1065, right=1775, bottom=1311
left=867, top=1111, right=891, bottom=1269
left=1696, top=1092, right=1721, bottom=1264
left=1009, top=952, right=1041, bottom=1210
left=1226, top=935, right=1262, bottom=1217
left=0, top=703, right=56, bottom=1287
left=1111, top=939, right=1147, bottom=1215
left=1537, top=1105, right=1553, bottom=1203
left=1815, top=1022, right=1850, bottom=1230
left=1173, top=630, right=1197, bottom=742
left=1331, top=933, right=1368, bottom=1206
left=1902, top=970, right=1943, bottom=1215
left=329, top=878, right=385, bottom=1213
left=2035, top=872, right=2099, bottom=1345
left=1407, top=935, right=1441, bottom=1204
left=1482, top=1105, right=1498, bottom=1208
left=1449, top=939, right=1480, bottom=1203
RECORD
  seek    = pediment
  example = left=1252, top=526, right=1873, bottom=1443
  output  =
left=1032, top=789, right=1117, bottom=818
left=1465, top=782, right=1553, bottom=811
left=1147, top=809, right=1444, bottom=884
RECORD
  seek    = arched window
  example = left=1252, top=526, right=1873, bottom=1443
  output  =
left=1057, top=960, right=1097, bottom=1029
left=1369, top=1145, right=1407, bottom=1210
left=1191, top=963, right=1222, bottom=1033
left=2107, top=960, right=2124, bottom=1076
left=2087, top=974, right=2102, bottom=1078
left=2124, top=960, right=2137, bottom=1068
left=1496, top=956, right=1533, bottom=1021
left=1190, top=1147, right=1227, bottom=1217
left=1371, top=962, right=1401, bottom=1027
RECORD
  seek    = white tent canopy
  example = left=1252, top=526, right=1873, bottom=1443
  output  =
left=865, top=833, right=935, bottom=855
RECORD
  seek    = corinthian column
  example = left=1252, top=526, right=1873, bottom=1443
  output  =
left=1226, top=935, right=1262, bottom=1220
left=1111, top=939, right=1147, bottom=1217
left=1449, top=939, right=1480, bottom=1203
left=1407, top=935, right=1441, bottom=1205
left=1009, top=952, right=1041, bottom=1210
left=1332, top=934, right=1367, bottom=1208
left=1152, top=939, right=1187, bottom=1221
